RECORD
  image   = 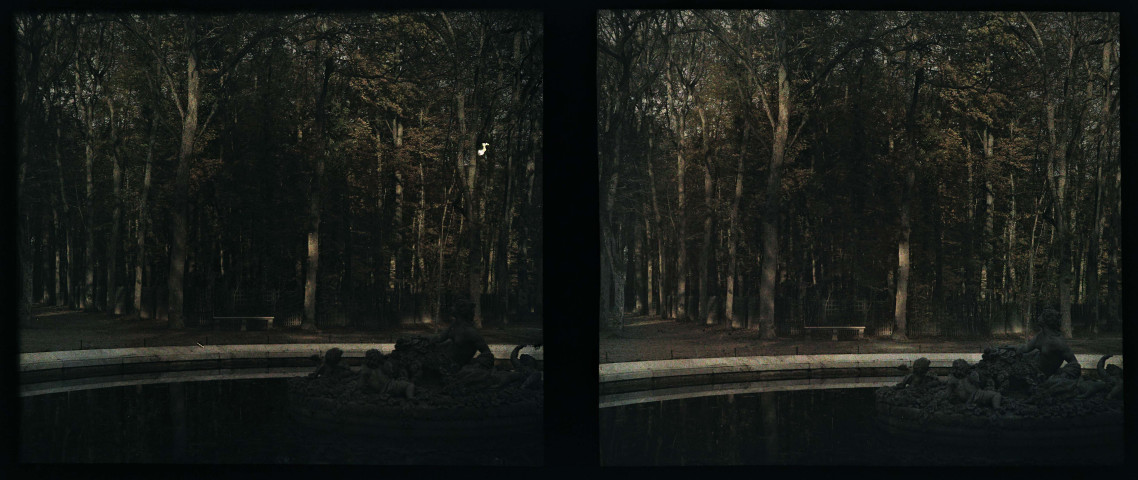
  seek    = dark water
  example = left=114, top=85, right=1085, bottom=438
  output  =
left=599, top=388, right=1122, bottom=466
left=20, top=378, right=542, bottom=464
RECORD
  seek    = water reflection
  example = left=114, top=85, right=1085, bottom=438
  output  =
left=600, top=388, right=1121, bottom=465
left=21, top=378, right=541, bottom=464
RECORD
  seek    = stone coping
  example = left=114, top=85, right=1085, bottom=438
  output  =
left=20, top=343, right=543, bottom=374
left=20, top=367, right=314, bottom=397
left=599, top=353, right=1122, bottom=384
left=600, top=376, right=901, bottom=409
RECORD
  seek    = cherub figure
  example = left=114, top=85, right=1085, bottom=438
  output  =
left=1017, top=309, right=1080, bottom=377
left=359, top=349, right=415, bottom=398
left=431, top=300, right=493, bottom=370
left=894, top=357, right=938, bottom=390
left=309, top=347, right=353, bottom=379
left=945, top=359, right=1002, bottom=408
left=442, top=353, right=499, bottom=394
left=1037, top=362, right=1084, bottom=399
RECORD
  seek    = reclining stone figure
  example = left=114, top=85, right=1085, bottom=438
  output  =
left=945, top=359, right=1002, bottom=409
left=359, top=348, right=415, bottom=398
left=1070, top=354, right=1124, bottom=400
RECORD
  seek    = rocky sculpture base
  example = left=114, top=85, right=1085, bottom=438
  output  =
left=875, top=352, right=1122, bottom=448
left=286, top=339, right=542, bottom=439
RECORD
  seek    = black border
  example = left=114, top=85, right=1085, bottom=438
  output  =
left=3, top=0, right=1136, bottom=475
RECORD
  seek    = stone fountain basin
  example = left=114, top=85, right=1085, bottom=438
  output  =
left=600, top=353, right=1121, bottom=396
left=19, top=343, right=543, bottom=396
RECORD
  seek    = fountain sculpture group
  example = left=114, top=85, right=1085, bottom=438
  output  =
left=876, top=309, right=1122, bottom=446
left=287, top=301, right=543, bottom=438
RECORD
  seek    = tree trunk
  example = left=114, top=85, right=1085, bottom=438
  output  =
left=167, top=42, right=201, bottom=329
left=18, top=91, right=34, bottom=326
left=726, top=129, right=745, bottom=328
left=52, top=207, right=61, bottom=306
left=497, top=153, right=514, bottom=326
left=435, top=173, right=455, bottom=324
left=646, top=137, right=667, bottom=318
left=1006, top=173, right=1017, bottom=328
left=644, top=216, right=655, bottom=316
left=633, top=221, right=645, bottom=315
left=106, top=99, right=122, bottom=315
left=456, top=94, right=484, bottom=328
left=1086, top=39, right=1113, bottom=334
left=53, top=122, right=74, bottom=308
left=700, top=160, right=714, bottom=325
left=699, top=107, right=714, bottom=324
left=757, top=51, right=789, bottom=339
left=979, top=128, right=994, bottom=301
left=676, top=150, right=688, bottom=322
left=1024, top=194, right=1042, bottom=339
left=1049, top=104, right=1073, bottom=339
left=893, top=63, right=923, bottom=341
left=134, top=108, right=156, bottom=317
left=303, top=53, right=333, bottom=330
left=83, top=121, right=96, bottom=311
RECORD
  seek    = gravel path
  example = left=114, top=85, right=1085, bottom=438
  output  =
left=20, top=305, right=543, bottom=353
left=599, top=315, right=1123, bottom=364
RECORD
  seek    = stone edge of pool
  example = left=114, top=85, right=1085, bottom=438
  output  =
left=599, top=353, right=1122, bottom=397
left=19, top=344, right=543, bottom=385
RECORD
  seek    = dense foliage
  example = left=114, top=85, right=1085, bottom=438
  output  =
left=16, top=12, right=543, bottom=329
left=599, top=11, right=1119, bottom=339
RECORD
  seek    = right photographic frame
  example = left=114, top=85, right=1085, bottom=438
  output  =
left=597, top=10, right=1122, bottom=466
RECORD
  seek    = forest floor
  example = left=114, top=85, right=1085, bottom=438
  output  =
left=19, top=305, right=544, bottom=354
left=599, top=315, right=1124, bottom=364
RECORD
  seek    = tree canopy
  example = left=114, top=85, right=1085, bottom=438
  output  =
left=16, top=11, right=543, bottom=329
left=599, top=11, right=1119, bottom=339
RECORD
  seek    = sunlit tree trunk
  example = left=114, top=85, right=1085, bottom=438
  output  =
left=757, top=37, right=789, bottom=339
left=893, top=59, right=923, bottom=341
left=167, top=38, right=200, bottom=329
left=303, top=53, right=333, bottom=330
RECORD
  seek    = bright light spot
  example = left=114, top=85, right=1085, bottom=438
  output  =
left=477, top=143, right=489, bottom=156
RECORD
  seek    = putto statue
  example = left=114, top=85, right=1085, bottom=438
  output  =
left=876, top=309, right=1122, bottom=447
left=286, top=299, right=543, bottom=438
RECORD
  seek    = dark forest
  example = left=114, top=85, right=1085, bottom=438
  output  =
left=16, top=12, right=544, bottom=330
left=598, top=11, right=1119, bottom=340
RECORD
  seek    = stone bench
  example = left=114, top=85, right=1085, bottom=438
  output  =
left=210, top=316, right=274, bottom=331
left=804, top=325, right=865, bottom=340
